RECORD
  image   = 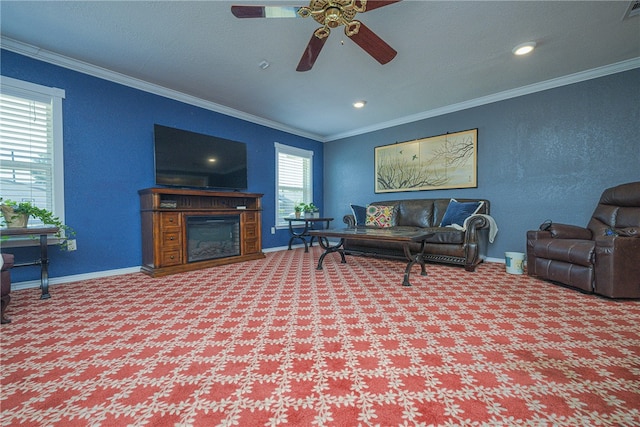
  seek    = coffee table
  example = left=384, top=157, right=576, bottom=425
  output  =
left=308, top=227, right=434, bottom=286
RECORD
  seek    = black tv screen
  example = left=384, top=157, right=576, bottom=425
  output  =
left=153, top=124, right=248, bottom=190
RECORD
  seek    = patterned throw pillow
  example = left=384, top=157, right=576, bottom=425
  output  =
left=365, top=205, right=398, bottom=228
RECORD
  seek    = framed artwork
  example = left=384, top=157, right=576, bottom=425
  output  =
left=374, top=129, right=478, bottom=193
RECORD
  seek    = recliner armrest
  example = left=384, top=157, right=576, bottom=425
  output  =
left=547, top=223, right=592, bottom=240
left=594, top=235, right=640, bottom=298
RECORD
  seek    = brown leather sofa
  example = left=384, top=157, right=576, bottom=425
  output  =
left=526, top=181, right=640, bottom=298
left=343, top=198, right=492, bottom=271
left=1, top=253, right=14, bottom=324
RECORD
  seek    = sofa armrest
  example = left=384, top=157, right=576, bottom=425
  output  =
left=461, top=215, right=492, bottom=271
left=594, top=236, right=640, bottom=298
left=547, top=223, right=592, bottom=240
left=343, top=214, right=356, bottom=228
left=463, top=215, right=490, bottom=243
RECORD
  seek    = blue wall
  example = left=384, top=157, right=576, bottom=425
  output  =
left=3, top=48, right=639, bottom=282
left=324, top=68, right=640, bottom=260
left=1, top=50, right=323, bottom=282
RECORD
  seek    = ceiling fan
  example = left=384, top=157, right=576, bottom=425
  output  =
left=231, top=0, right=401, bottom=71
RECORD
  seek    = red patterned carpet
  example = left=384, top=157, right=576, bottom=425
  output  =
left=1, top=247, right=639, bottom=426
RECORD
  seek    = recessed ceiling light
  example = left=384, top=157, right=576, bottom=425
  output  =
left=353, top=100, right=366, bottom=109
left=512, top=42, right=536, bottom=56
left=208, top=158, right=217, bottom=163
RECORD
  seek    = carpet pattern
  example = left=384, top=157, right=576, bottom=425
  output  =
left=1, top=247, right=639, bottom=426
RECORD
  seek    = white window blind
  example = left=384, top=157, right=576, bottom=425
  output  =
left=275, top=142, right=313, bottom=228
left=0, top=77, right=65, bottom=227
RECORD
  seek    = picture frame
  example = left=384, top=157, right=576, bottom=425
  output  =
left=374, top=128, right=478, bottom=193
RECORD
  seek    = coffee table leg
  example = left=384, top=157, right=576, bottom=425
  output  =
left=402, top=241, right=428, bottom=286
left=316, top=238, right=346, bottom=270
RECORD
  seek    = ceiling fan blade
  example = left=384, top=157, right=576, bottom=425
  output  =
left=231, top=5, right=300, bottom=18
left=348, top=21, right=397, bottom=65
left=359, top=0, right=402, bottom=12
left=296, top=33, right=328, bottom=72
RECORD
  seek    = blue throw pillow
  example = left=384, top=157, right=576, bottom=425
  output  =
left=440, top=199, right=483, bottom=227
left=350, top=204, right=367, bottom=226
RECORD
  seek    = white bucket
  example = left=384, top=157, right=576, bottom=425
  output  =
left=505, top=252, right=525, bottom=274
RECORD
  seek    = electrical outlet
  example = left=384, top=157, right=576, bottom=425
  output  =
left=271, top=227, right=276, bottom=234
left=66, top=239, right=77, bottom=251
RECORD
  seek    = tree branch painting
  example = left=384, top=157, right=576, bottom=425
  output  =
left=375, top=129, right=477, bottom=193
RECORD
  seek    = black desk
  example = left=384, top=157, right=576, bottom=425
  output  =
left=0, top=226, right=59, bottom=299
left=284, top=217, right=333, bottom=252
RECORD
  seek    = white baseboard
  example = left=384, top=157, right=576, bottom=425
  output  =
left=11, top=266, right=141, bottom=291
left=11, top=249, right=506, bottom=290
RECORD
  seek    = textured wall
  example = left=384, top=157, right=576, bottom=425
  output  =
left=2, top=50, right=323, bottom=282
left=324, top=68, right=640, bottom=261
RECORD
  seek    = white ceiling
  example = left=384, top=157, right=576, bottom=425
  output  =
left=1, top=1, right=639, bottom=142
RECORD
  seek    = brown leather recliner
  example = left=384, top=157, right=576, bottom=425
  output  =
left=1, top=253, right=15, bottom=324
left=526, top=182, right=640, bottom=298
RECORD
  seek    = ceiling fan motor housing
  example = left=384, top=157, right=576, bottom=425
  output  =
left=310, top=0, right=359, bottom=27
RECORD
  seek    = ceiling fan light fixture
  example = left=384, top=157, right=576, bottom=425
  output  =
left=353, top=100, right=367, bottom=109
left=512, top=42, right=536, bottom=56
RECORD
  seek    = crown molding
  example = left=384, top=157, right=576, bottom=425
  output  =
left=326, top=57, right=640, bottom=141
left=1, top=37, right=324, bottom=142
left=3, top=37, right=638, bottom=144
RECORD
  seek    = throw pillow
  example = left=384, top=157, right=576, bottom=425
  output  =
left=440, top=199, right=483, bottom=227
left=365, top=204, right=398, bottom=228
left=350, top=204, right=367, bottom=226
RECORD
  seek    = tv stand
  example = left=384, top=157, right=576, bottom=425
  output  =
left=139, top=188, right=265, bottom=277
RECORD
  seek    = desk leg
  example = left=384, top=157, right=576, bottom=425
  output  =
left=316, top=238, right=346, bottom=270
left=311, top=219, right=331, bottom=248
left=40, top=234, right=51, bottom=299
left=288, top=221, right=310, bottom=252
left=402, top=241, right=428, bottom=287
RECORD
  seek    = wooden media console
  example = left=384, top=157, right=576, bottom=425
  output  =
left=139, top=188, right=265, bottom=277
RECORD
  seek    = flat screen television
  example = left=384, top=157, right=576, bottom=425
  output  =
left=153, top=124, right=248, bottom=190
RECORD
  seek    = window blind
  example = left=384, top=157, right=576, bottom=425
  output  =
left=1, top=77, right=64, bottom=227
left=275, top=143, right=313, bottom=228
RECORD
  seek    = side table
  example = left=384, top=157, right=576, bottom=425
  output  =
left=284, top=217, right=333, bottom=253
left=0, top=226, right=59, bottom=299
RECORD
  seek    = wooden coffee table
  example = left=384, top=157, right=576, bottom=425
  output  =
left=308, top=227, right=434, bottom=286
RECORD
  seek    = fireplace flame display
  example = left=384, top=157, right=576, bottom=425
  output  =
left=187, top=216, right=241, bottom=263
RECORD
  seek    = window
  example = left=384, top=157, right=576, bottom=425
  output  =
left=275, top=142, right=313, bottom=228
left=0, top=76, right=66, bottom=226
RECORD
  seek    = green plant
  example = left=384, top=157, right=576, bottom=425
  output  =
left=298, top=202, right=318, bottom=213
left=294, top=203, right=303, bottom=213
left=1, top=198, right=76, bottom=250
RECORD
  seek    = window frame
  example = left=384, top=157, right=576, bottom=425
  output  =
left=0, top=76, right=66, bottom=226
left=274, top=142, right=313, bottom=229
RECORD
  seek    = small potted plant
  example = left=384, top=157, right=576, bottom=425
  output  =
left=302, top=203, right=314, bottom=218
left=1, top=198, right=75, bottom=249
left=294, top=203, right=303, bottom=219
left=310, top=203, right=320, bottom=218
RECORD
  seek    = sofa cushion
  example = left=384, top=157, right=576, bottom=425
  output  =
left=365, top=204, right=398, bottom=228
left=350, top=204, right=367, bottom=226
left=397, top=200, right=434, bottom=227
left=393, top=226, right=465, bottom=244
left=440, top=199, right=483, bottom=227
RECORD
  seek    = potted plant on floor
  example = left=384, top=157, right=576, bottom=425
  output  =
left=1, top=198, right=76, bottom=249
